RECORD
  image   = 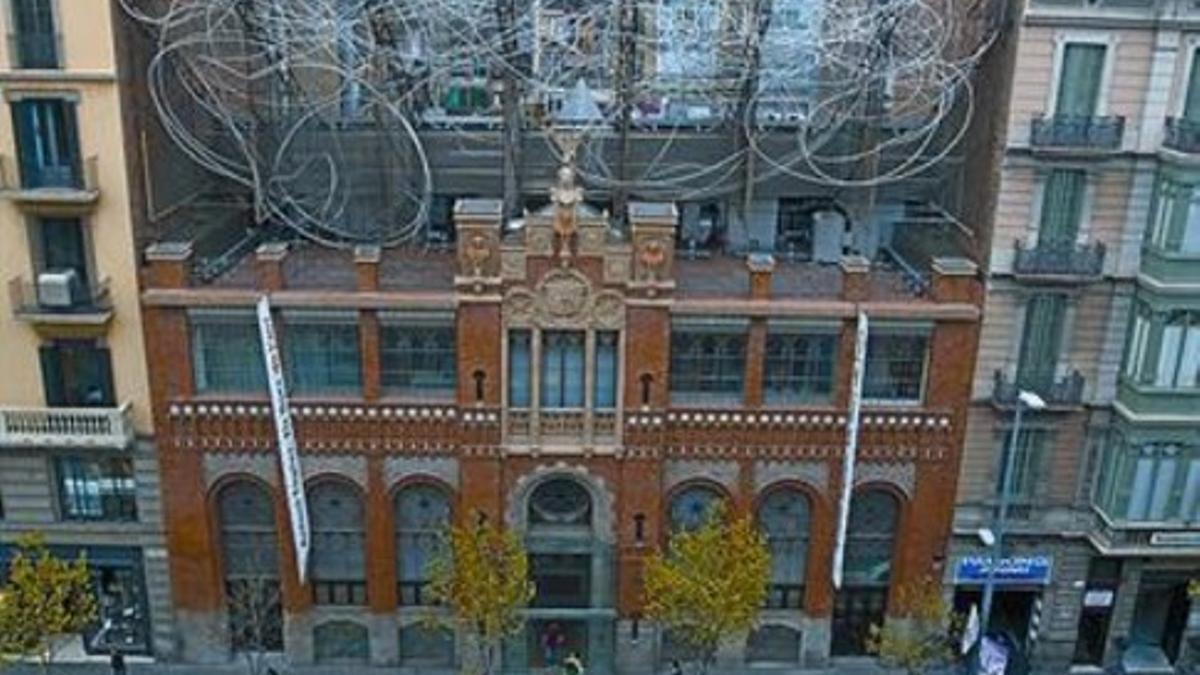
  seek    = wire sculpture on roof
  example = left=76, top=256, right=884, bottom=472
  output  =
left=119, top=0, right=1001, bottom=248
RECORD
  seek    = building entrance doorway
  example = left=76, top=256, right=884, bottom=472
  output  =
left=1128, top=577, right=1191, bottom=666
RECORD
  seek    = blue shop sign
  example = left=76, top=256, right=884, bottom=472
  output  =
left=954, top=555, right=1053, bottom=586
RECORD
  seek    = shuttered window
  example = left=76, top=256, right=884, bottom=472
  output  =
left=1055, top=44, right=1106, bottom=117
left=1016, top=294, right=1067, bottom=394
left=1039, top=170, right=1085, bottom=246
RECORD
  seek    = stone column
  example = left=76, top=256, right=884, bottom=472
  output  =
left=255, top=242, right=288, bottom=291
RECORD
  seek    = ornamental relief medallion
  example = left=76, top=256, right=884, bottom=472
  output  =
left=503, top=269, right=625, bottom=329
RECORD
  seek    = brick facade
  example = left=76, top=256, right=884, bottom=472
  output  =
left=142, top=194, right=982, bottom=670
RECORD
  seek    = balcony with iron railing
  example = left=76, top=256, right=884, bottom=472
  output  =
left=1163, top=116, right=1200, bottom=155
left=1029, top=115, right=1125, bottom=152
left=7, top=275, right=113, bottom=326
left=992, top=369, right=1085, bottom=410
left=1012, top=239, right=1105, bottom=281
left=7, top=31, right=60, bottom=69
left=0, top=402, right=135, bottom=449
left=0, top=154, right=100, bottom=210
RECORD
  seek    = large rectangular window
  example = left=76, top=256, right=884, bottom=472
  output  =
left=997, top=429, right=1049, bottom=502
left=11, top=98, right=80, bottom=189
left=1055, top=43, right=1106, bottom=117
left=1123, top=305, right=1200, bottom=390
left=594, top=332, right=619, bottom=410
left=764, top=329, right=837, bottom=404
left=1147, top=176, right=1200, bottom=255
left=191, top=313, right=266, bottom=394
left=11, top=0, right=58, bottom=69
left=670, top=324, right=747, bottom=404
left=1097, top=437, right=1200, bottom=523
left=508, top=330, right=532, bottom=407
left=1016, top=294, right=1067, bottom=394
left=1039, top=170, right=1086, bottom=246
left=39, top=340, right=114, bottom=407
left=540, top=331, right=585, bottom=408
left=55, top=456, right=137, bottom=522
left=284, top=315, right=361, bottom=395
left=863, top=330, right=929, bottom=403
left=379, top=318, right=456, bottom=399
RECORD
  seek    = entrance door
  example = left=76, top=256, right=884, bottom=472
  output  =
left=1130, top=580, right=1191, bottom=664
left=832, top=587, right=887, bottom=656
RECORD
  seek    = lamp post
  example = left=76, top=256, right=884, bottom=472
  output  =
left=975, top=389, right=1046, bottom=673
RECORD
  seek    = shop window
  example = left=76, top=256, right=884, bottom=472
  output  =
left=668, top=484, right=724, bottom=533
left=764, top=330, right=836, bottom=405
left=1072, top=558, right=1121, bottom=667
left=746, top=625, right=802, bottom=664
left=309, top=481, right=367, bottom=605
left=395, top=484, right=451, bottom=606
left=216, top=480, right=282, bottom=652
left=530, top=554, right=591, bottom=608
left=380, top=321, right=456, bottom=399
left=757, top=488, right=810, bottom=610
left=314, top=621, right=369, bottom=664
left=399, top=624, right=454, bottom=667
left=190, top=312, right=266, bottom=394
left=863, top=330, right=929, bottom=403
left=669, top=327, right=746, bottom=404
left=55, top=456, right=136, bottom=522
left=284, top=315, right=361, bottom=395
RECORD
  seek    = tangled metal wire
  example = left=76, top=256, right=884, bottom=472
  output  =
left=120, top=0, right=997, bottom=247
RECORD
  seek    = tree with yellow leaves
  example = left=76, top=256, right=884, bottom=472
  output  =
left=0, top=533, right=98, bottom=674
left=643, top=505, right=770, bottom=674
left=427, top=513, right=535, bottom=675
left=866, top=575, right=962, bottom=675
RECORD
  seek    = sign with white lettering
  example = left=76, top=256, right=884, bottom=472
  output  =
left=257, top=296, right=310, bottom=584
left=1149, top=531, right=1200, bottom=547
left=954, top=555, right=1053, bottom=585
left=832, top=312, right=868, bottom=590
left=1082, top=589, right=1114, bottom=608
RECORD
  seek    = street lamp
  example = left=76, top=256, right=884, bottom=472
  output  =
left=974, top=389, right=1046, bottom=672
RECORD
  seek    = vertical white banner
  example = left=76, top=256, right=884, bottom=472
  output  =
left=257, top=296, right=310, bottom=584
left=832, top=311, right=869, bottom=590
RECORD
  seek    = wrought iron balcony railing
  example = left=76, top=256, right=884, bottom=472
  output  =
left=1012, top=240, right=1105, bottom=279
left=1163, top=116, right=1200, bottom=154
left=1030, top=115, right=1125, bottom=150
left=992, top=369, right=1085, bottom=408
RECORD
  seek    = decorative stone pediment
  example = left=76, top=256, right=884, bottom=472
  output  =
left=504, top=267, right=625, bottom=329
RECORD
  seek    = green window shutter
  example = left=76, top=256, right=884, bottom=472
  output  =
left=1039, top=170, right=1085, bottom=246
left=1185, top=50, right=1200, bottom=122
left=1017, top=294, right=1067, bottom=393
left=1056, top=44, right=1106, bottom=117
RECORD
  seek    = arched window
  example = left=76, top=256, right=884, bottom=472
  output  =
left=528, top=478, right=592, bottom=529
left=757, top=487, right=810, bottom=609
left=395, top=484, right=451, bottom=606
left=746, top=624, right=802, bottom=665
left=843, top=489, right=900, bottom=586
left=309, top=480, right=366, bottom=605
left=669, top=484, right=724, bottom=532
left=216, top=480, right=283, bottom=651
left=314, top=620, right=369, bottom=664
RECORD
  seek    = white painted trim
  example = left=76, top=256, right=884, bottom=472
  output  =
left=1048, top=32, right=1117, bottom=117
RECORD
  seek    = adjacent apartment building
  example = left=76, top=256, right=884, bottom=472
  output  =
left=0, top=0, right=173, bottom=660
left=119, top=0, right=1009, bottom=670
left=952, top=0, right=1200, bottom=671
